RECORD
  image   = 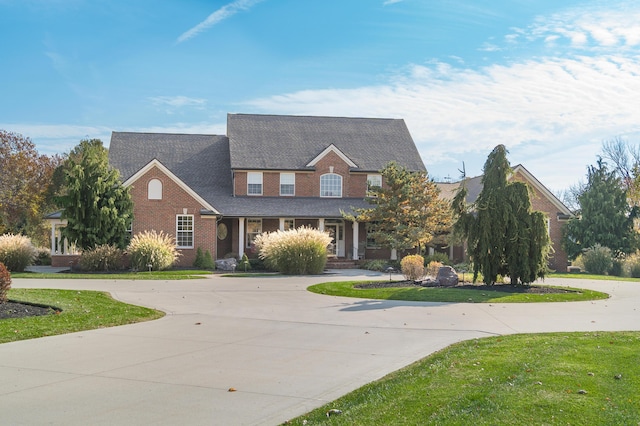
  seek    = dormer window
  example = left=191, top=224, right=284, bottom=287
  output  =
left=247, top=172, right=263, bottom=195
left=320, top=173, right=342, bottom=197
left=280, top=173, right=295, bottom=196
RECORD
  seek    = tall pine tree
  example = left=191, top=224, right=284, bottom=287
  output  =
left=562, top=159, right=638, bottom=259
left=452, top=145, right=550, bottom=285
left=57, top=139, right=133, bottom=250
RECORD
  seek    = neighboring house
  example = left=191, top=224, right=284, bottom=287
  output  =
left=437, top=165, right=573, bottom=272
left=103, top=113, right=426, bottom=267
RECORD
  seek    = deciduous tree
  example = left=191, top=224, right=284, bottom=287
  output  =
left=57, top=139, right=133, bottom=250
left=0, top=130, right=63, bottom=243
left=452, top=145, right=550, bottom=285
left=345, top=161, right=451, bottom=255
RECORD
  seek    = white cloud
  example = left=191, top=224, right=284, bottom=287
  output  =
left=383, top=0, right=403, bottom=5
left=243, top=54, right=640, bottom=190
left=177, top=0, right=264, bottom=43
left=149, top=96, right=207, bottom=108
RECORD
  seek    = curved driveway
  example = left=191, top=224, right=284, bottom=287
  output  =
left=2, top=271, right=639, bottom=425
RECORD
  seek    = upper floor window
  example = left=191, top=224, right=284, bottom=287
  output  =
left=367, top=174, right=382, bottom=196
left=320, top=173, right=342, bottom=198
left=176, top=215, right=194, bottom=248
left=148, top=179, right=162, bottom=200
left=247, top=172, right=263, bottom=195
left=280, top=173, right=295, bottom=196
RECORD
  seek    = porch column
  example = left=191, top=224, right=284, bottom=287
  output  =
left=352, top=221, right=359, bottom=260
left=449, top=245, right=454, bottom=260
left=238, top=218, right=245, bottom=258
left=429, top=247, right=435, bottom=256
left=391, top=248, right=397, bottom=260
left=50, top=223, right=56, bottom=254
left=279, top=218, right=285, bottom=231
left=318, top=218, right=325, bottom=231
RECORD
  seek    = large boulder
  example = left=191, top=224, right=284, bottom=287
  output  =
left=436, top=266, right=458, bottom=287
left=215, top=258, right=237, bottom=272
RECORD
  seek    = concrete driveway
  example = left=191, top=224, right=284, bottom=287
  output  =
left=2, top=272, right=639, bottom=425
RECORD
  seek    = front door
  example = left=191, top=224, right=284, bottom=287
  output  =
left=325, top=221, right=345, bottom=257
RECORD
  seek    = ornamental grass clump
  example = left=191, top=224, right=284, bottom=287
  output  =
left=127, top=230, right=180, bottom=271
left=79, top=244, right=125, bottom=272
left=0, top=234, right=37, bottom=272
left=401, top=254, right=425, bottom=281
left=254, top=226, right=332, bottom=275
left=582, top=244, right=614, bottom=275
left=0, top=262, right=11, bottom=303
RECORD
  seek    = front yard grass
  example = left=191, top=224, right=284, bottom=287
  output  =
left=285, top=331, right=640, bottom=425
left=12, top=269, right=213, bottom=280
left=1, top=288, right=164, bottom=344
left=308, top=280, right=609, bottom=303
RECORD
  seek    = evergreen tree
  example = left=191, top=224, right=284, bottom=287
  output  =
left=452, top=145, right=550, bottom=285
left=562, top=159, right=638, bottom=259
left=345, top=161, right=451, bottom=254
left=57, top=139, right=133, bottom=250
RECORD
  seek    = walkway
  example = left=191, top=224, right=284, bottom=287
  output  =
left=2, top=272, right=638, bottom=425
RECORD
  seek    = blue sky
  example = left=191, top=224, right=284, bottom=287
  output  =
left=2, top=0, right=640, bottom=192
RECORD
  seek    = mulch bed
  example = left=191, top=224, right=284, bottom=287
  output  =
left=355, top=281, right=574, bottom=294
left=0, top=301, right=58, bottom=320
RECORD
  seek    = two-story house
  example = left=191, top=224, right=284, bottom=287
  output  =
left=106, top=113, right=426, bottom=266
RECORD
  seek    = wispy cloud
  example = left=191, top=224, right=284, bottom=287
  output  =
left=177, top=0, right=264, bottom=43
left=383, top=0, right=403, bottom=5
left=243, top=53, right=640, bottom=188
left=148, top=96, right=207, bottom=114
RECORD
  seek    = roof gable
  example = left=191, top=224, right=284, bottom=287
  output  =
left=227, top=113, right=426, bottom=172
left=511, top=164, right=572, bottom=217
left=122, top=159, right=219, bottom=214
left=306, top=144, right=358, bottom=168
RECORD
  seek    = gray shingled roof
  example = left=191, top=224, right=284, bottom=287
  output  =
left=227, top=113, right=426, bottom=172
left=109, top=131, right=372, bottom=218
left=437, top=175, right=483, bottom=204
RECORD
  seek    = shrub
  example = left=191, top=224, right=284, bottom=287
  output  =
left=623, top=252, right=640, bottom=278
left=582, top=244, right=613, bottom=275
left=79, top=244, right=124, bottom=271
left=249, top=257, right=267, bottom=271
left=426, top=261, right=443, bottom=277
left=193, top=247, right=205, bottom=268
left=0, top=262, right=10, bottom=303
left=400, top=254, right=425, bottom=281
left=238, top=253, right=251, bottom=272
left=202, top=250, right=215, bottom=269
left=424, top=252, right=451, bottom=266
left=254, top=226, right=332, bottom=275
left=33, top=247, right=52, bottom=265
left=361, top=259, right=388, bottom=272
left=609, top=257, right=624, bottom=277
left=127, top=230, right=181, bottom=271
left=0, top=234, right=37, bottom=272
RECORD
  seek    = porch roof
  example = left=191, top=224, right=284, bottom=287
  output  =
left=211, top=196, right=371, bottom=219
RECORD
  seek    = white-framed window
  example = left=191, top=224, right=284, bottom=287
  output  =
left=320, top=173, right=342, bottom=197
left=176, top=215, right=194, bottom=248
left=148, top=179, right=163, bottom=200
left=280, top=173, right=295, bottom=196
left=283, top=218, right=294, bottom=230
left=367, top=174, right=382, bottom=197
left=246, top=218, right=262, bottom=248
left=247, top=172, right=263, bottom=195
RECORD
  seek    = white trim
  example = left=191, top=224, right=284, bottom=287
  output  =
left=176, top=214, right=194, bottom=249
left=123, top=159, right=220, bottom=214
left=247, top=172, right=263, bottom=196
left=306, top=144, right=358, bottom=168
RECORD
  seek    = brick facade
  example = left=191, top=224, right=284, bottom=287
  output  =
left=512, top=170, right=569, bottom=272
left=129, top=166, right=217, bottom=267
left=233, top=151, right=372, bottom=198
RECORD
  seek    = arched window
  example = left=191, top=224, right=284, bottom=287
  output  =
left=148, top=179, right=163, bottom=200
left=320, top=173, right=342, bottom=197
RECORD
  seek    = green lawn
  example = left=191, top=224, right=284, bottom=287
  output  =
left=308, top=280, right=609, bottom=303
left=284, top=332, right=640, bottom=425
left=12, top=269, right=214, bottom=280
left=549, top=272, right=640, bottom=282
left=1, top=288, right=164, bottom=344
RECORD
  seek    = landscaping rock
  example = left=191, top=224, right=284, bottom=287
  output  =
left=215, top=258, right=237, bottom=271
left=436, top=266, right=459, bottom=287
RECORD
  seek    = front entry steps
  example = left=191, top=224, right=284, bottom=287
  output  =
left=325, top=258, right=360, bottom=269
